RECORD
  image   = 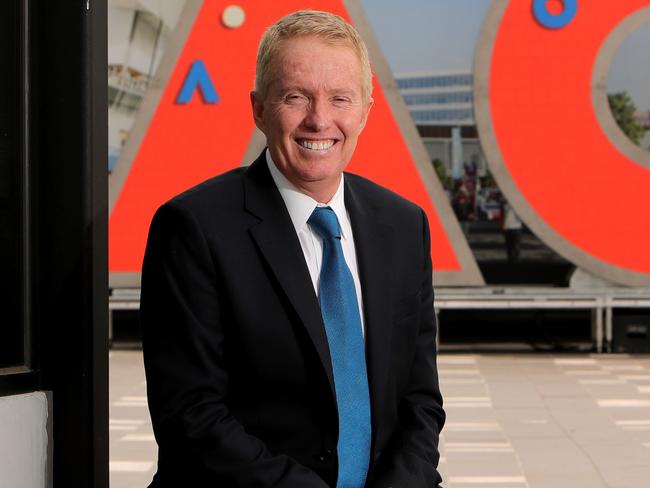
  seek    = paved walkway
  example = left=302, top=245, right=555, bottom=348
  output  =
left=110, top=351, right=650, bottom=488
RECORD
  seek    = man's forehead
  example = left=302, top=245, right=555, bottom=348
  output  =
left=274, top=40, right=360, bottom=72
left=266, top=39, right=362, bottom=89
left=274, top=36, right=356, bottom=59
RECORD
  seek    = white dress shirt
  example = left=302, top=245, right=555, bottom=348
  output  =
left=266, top=151, right=366, bottom=335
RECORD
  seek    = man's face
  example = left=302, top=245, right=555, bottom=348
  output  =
left=252, top=36, right=373, bottom=199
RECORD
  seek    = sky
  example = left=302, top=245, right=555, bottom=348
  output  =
left=359, top=0, right=491, bottom=74
left=359, top=0, right=649, bottom=111
left=608, top=23, right=650, bottom=111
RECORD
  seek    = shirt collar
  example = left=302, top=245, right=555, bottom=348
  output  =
left=266, top=150, right=350, bottom=239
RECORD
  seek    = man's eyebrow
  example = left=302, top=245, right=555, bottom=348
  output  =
left=273, top=86, right=359, bottom=98
left=327, top=89, right=356, bottom=97
left=276, top=85, right=308, bottom=94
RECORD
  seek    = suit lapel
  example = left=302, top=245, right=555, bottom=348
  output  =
left=345, top=177, right=394, bottom=446
left=243, top=157, right=394, bottom=445
left=243, top=154, right=335, bottom=393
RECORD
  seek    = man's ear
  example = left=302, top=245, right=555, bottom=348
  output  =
left=250, top=91, right=266, bottom=133
left=359, top=96, right=374, bottom=133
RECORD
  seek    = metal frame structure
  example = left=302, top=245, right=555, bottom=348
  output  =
left=2, top=1, right=110, bottom=486
left=435, top=288, right=650, bottom=353
left=110, top=287, right=650, bottom=353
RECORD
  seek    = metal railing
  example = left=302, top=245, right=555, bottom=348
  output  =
left=109, top=287, right=650, bottom=353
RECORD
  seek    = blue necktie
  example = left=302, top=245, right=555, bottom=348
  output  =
left=308, top=206, right=371, bottom=488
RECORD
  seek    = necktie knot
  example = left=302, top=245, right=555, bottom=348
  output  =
left=308, top=206, right=341, bottom=240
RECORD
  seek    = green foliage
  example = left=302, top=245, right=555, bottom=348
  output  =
left=481, top=169, right=497, bottom=189
left=608, top=91, right=645, bottom=145
left=432, top=158, right=453, bottom=190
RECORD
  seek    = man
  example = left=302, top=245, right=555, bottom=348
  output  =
left=141, top=10, right=444, bottom=487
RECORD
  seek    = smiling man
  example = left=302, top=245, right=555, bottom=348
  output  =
left=141, top=10, right=444, bottom=488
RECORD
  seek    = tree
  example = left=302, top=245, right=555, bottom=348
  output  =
left=607, top=91, right=645, bottom=145
left=432, top=158, right=453, bottom=191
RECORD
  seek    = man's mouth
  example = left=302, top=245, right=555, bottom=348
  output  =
left=297, top=139, right=336, bottom=151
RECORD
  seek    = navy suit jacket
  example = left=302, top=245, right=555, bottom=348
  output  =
left=140, top=151, right=445, bottom=487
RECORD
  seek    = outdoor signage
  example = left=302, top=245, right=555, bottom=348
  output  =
left=108, top=0, right=482, bottom=287
left=475, top=0, right=650, bottom=286
left=532, top=0, right=577, bottom=29
left=109, top=0, right=650, bottom=287
left=176, top=60, right=220, bottom=104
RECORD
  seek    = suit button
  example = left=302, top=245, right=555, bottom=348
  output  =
left=317, top=449, right=333, bottom=462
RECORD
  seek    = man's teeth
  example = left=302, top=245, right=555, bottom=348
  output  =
left=299, top=139, right=335, bottom=150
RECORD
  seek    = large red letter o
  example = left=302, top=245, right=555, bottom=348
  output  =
left=475, top=0, right=650, bottom=286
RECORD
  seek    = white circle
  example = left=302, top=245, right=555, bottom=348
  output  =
left=222, top=5, right=245, bottom=29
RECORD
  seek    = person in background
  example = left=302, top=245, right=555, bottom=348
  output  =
left=502, top=199, right=523, bottom=262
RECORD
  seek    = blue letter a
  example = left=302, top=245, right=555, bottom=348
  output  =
left=176, top=60, right=220, bottom=104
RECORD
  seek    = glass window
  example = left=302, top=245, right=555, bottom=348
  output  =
left=409, top=108, right=474, bottom=123
left=402, top=91, right=473, bottom=106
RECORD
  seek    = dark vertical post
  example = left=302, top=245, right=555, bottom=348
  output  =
left=30, top=1, right=108, bottom=486
left=88, top=1, right=109, bottom=485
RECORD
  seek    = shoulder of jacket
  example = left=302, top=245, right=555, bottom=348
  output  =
left=344, top=172, right=423, bottom=217
left=164, top=166, right=247, bottom=210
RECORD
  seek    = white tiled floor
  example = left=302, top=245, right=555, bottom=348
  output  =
left=109, top=351, right=650, bottom=488
left=109, top=351, right=157, bottom=487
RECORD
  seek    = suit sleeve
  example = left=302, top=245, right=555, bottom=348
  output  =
left=368, top=209, right=446, bottom=488
left=140, top=202, right=329, bottom=487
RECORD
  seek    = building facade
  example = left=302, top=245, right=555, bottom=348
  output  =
left=395, top=70, right=487, bottom=180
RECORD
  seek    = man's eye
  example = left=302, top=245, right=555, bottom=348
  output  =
left=285, top=94, right=306, bottom=103
left=332, top=97, right=351, bottom=105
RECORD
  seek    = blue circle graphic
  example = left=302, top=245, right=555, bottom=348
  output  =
left=533, top=0, right=578, bottom=29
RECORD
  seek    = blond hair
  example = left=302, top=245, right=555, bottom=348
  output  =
left=254, top=10, right=373, bottom=101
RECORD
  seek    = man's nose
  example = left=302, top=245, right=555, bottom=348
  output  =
left=302, top=99, right=331, bottom=131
